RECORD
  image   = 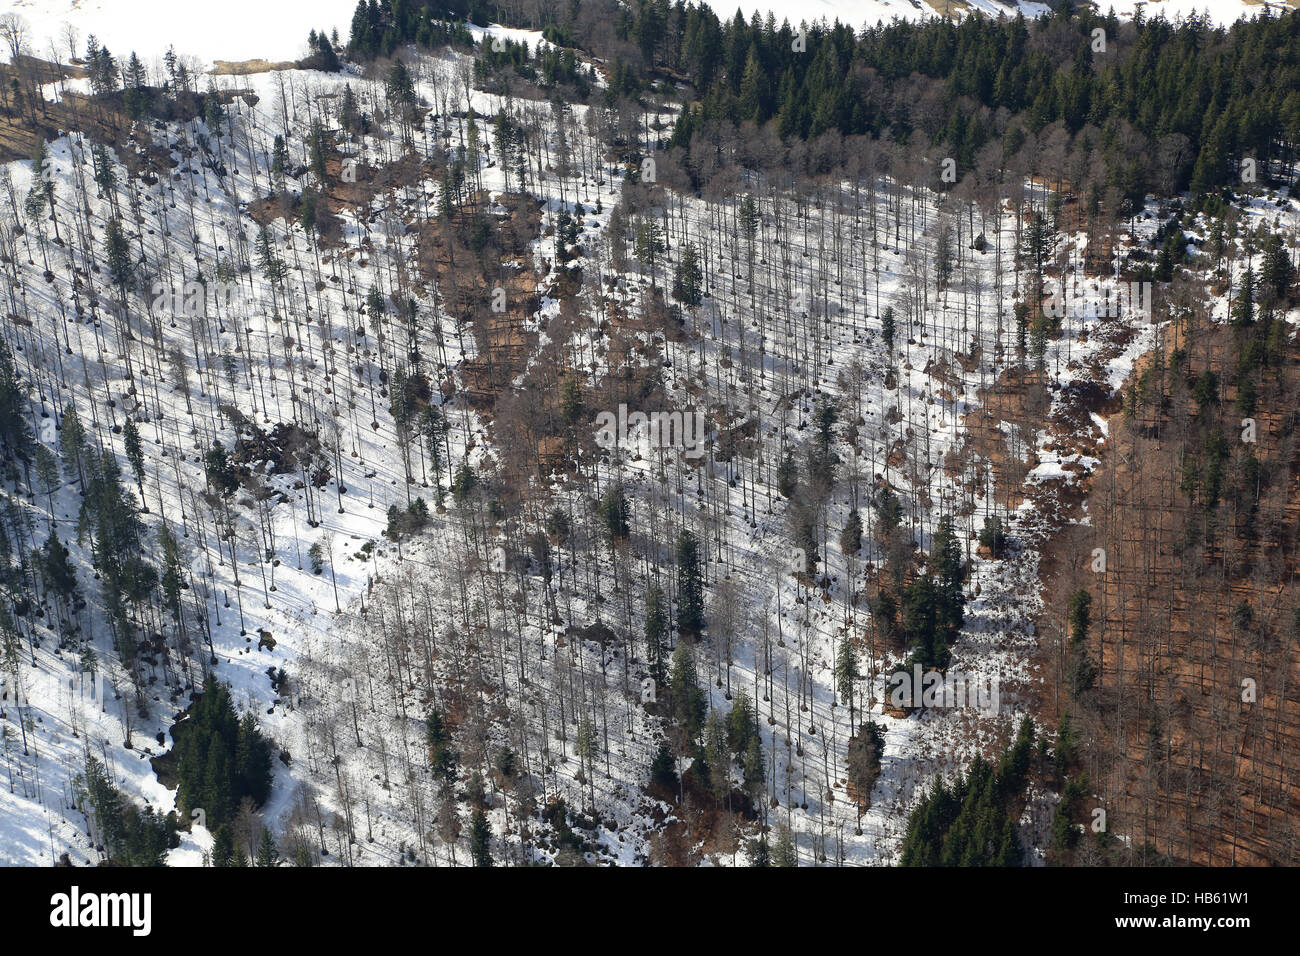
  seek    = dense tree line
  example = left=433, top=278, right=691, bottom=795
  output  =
left=598, top=2, right=1300, bottom=200
left=77, top=756, right=177, bottom=866
left=174, top=673, right=275, bottom=830
left=345, top=0, right=481, bottom=59
left=326, top=2, right=1300, bottom=202
left=900, top=716, right=1035, bottom=866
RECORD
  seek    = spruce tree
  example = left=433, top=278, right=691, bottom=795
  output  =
left=60, top=403, right=86, bottom=489
left=672, top=241, right=703, bottom=306
left=645, top=584, right=668, bottom=685
left=255, top=827, right=278, bottom=866
left=469, top=808, right=493, bottom=867
left=122, top=418, right=145, bottom=499
left=425, top=707, right=458, bottom=795
left=839, top=509, right=862, bottom=556
left=776, top=449, right=798, bottom=498
left=600, top=484, right=630, bottom=541
left=675, top=530, right=705, bottom=638
left=104, top=217, right=132, bottom=289
left=210, top=825, right=234, bottom=867
left=649, top=740, right=678, bottom=790
left=772, top=824, right=797, bottom=867
left=931, top=514, right=965, bottom=643
left=1067, top=589, right=1091, bottom=645
left=668, top=641, right=705, bottom=743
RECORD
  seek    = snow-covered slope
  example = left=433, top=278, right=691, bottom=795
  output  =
left=0, top=0, right=358, bottom=65
left=1, top=1, right=1296, bottom=870
left=0, top=39, right=1249, bottom=865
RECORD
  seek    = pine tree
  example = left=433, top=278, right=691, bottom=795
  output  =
left=255, top=827, right=279, bottom=866
left=600, top=484, right=630, bottom=541
left=776, top=449, right=798, bottom=498
left=469, top=808, right=493, bottom=866
left=672, top=242, right=703, bottom=306
left=104, top=217, right=132, bottom=290
left=211, top=825, right=234, bottom=867
left=675, top=530, right=705, bottom=637
left=645, top=584, right=668, bottom=685
left=772, top=824, right=797, bottom=866
left=59, top=403, right=86, bottom=489
left=839, top=509, right=862, bottom=555
left=834, top=636, right=860, bottom=723
left=668, top=640, right=705, bottom=743
left=122, top=418, right=145, bottom=499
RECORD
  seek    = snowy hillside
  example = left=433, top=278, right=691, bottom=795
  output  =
left=0, top=0, right=1297, bottom=872
left=0, top=0, right=359, bottom=65
left=0, top=47, right=1227, bottom=867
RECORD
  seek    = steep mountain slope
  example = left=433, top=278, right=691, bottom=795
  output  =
left=0, top=8, right=1296, bottom=867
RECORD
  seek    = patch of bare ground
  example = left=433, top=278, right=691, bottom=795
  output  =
left=960, top=365, right=1052, bottom=515
left=1031, top=309, right=1300, bottom=865
left=414, top=190, right=542, bottom=411
left=0, top=58, right=174, bottom=172
left=210, top=60, right=298, bottom=76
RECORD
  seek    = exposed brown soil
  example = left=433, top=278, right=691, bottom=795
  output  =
left=0, top=62, right=173, bottom=173
left=1030, top=313, right=1300, bottom=865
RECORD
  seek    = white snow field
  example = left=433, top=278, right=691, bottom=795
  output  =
left=0, top=0, right=359, bottom=65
